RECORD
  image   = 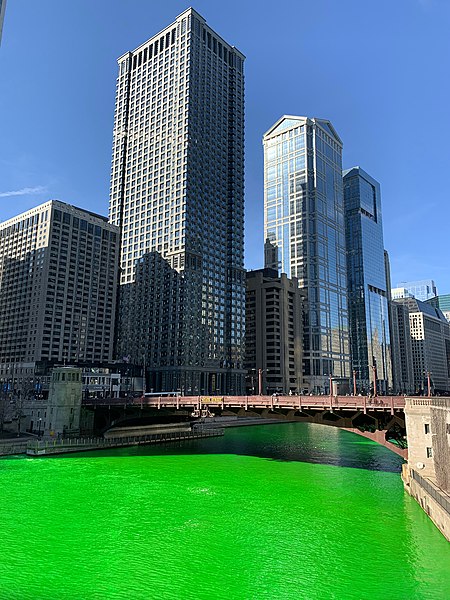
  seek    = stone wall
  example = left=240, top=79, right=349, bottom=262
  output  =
left=403, top=465, right=450, bottom=542
left=431, top=404, right=450, bottom=492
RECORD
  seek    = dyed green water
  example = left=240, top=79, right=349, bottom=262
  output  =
left=1, top=423, right=449, bottom=600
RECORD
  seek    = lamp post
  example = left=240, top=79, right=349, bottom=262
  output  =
left=258, top=368, right=268, bottom=396
left=353, top=369, right=357, bottom=396
left=329, top=374, right=333, bottom=398
left=427, top=371, right=431, bottom=397
left=37, top=417, right=42, bottom=439
left=372, top=364, right=377, bottom=397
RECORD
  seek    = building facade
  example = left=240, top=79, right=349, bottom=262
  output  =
left=426, top=295, right=450, bottom=323
left=109, top=8, right=245, bottom=395
left=394, top=298, right=450, bottom=393
left=403, top=398, right=450, bottom=541
left=397, top=279, right=438, bottom=302
left=343, top=167, right=392, bottom=394
left=245, top=269, right=304, bottom=395
left=391, top=287, right=414, bottom=300
left=263, top=116, right=350, bottom=393
left=0, top=200, right=119, bottom=394
left=389, top=301, right=415, bottom=394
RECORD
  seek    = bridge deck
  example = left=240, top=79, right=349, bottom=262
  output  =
left=83, top=395, right=406, bottom=413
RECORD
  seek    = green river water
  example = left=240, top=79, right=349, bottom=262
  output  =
left=1, top=422, right=449, bottom=600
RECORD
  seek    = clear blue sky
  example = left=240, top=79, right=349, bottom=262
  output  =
left=1, top=0, right=449, bottom=291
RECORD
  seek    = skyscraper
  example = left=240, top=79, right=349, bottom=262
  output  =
left=263, top=116, right=350, bottom=393
left=0, top=201, right=119, bottom=392
left=343, top=167, right=392, bottom=394
left=109, top=8, right=245, bottom=394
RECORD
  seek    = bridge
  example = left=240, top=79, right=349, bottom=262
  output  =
left=82, top=394, right=408, bottom=457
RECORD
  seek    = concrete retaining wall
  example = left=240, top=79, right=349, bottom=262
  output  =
left=403, top=465, right=450, bottom=542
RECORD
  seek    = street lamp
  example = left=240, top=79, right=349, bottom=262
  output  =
left=37, top=418, right=42, bottom=439
left=258, top=368, right=268, bottom=396
left=353, top=369, right=357, bottom=396
left=372, top=364, right=377, bottom=397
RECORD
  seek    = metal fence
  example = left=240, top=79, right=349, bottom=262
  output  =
left=0, top=442, right=28, bottom=456
left=27, top=427, right=225, bottom=454
left=411, top=469, right=450, bottom=515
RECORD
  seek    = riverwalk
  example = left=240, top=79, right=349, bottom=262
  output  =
left=25, top=427, right=224, bottom=456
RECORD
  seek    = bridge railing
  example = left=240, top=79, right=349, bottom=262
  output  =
left=411, top=469, right=450, bottom=516
left=407, top=398, right=450, bottom=409
left=82, top=395, right=406, bottom=411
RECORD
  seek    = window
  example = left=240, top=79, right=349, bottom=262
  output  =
left=426, top=447, right=433, bottom=458
left=424, top=423, right=430, bottom=434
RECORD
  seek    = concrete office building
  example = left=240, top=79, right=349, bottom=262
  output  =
left=394, top=297, right=450, bottom=393
left=389, top=301, right=415, bottom=394
left=109, top=8, right=245, bottom=395
left=245, top=268, right=304, bottom=395
left=343, top=167, right=392, bottom=394
left=263, top=116, right=350, bottom=393
left=397, top=279, right=438, bottom=302
left=0, top=201, right=119, bottom=394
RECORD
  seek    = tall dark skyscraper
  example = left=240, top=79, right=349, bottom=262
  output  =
left=343, top=167, right=392, bottom=394
left=263, top=116, right=350, bottom=393
left=109, top=8, right=245, bottom=394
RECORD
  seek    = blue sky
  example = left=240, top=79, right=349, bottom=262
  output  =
left=0, top=0, right=449, bottom=292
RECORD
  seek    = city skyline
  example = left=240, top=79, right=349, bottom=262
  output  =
left=0, top=1, right=449, bottom=291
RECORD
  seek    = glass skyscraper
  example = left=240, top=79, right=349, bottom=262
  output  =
left=263, top=116, right=350, bottom=393
left=109, top=8, right=245, bottom=394
left=397, top=279, right=438, bottom=302
left=343, top=167, right=392, bottom=394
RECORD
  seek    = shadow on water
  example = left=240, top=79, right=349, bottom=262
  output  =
left=14, top=422, right=404, bottom=473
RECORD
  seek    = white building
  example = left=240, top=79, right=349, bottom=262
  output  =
left=394, top=298, right=450, bottom=393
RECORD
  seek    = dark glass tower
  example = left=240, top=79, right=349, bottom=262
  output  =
left=343, top=167, right=392, bottom=394
left=109, top=8, right=245, bottom=394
